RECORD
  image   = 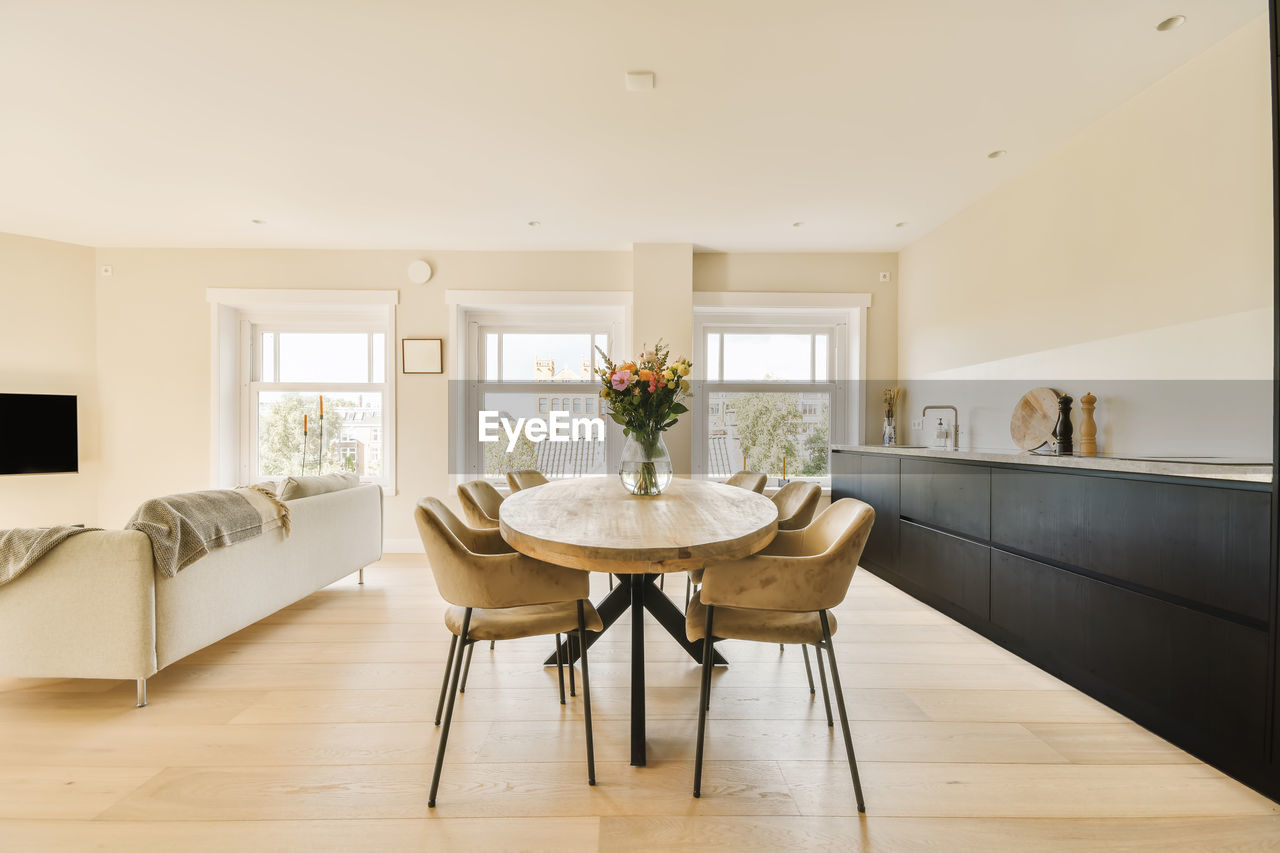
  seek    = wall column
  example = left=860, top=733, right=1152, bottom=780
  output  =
left=631, top=243, right=693, bottom=474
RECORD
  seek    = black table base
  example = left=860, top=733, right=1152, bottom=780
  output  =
left=544, top=572, right=728, bottom=766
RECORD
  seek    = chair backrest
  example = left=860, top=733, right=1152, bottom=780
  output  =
left=772, top=481, right=822, bottom=531
left=506, top=469, right=549, bottom=492
left=414, top=497, right=587, bottom=608
left=702, top=498, right=875, bottom=613
left=725, top=470, right=767, bottom=493
left=457, top=480, right=503, bottom=528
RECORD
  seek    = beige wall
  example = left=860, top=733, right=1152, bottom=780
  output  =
left=899, top=18, right=1272, bottom=379
left=0, top=233, right=99, bottom=526
left=82, top=246, right=889, bottom=545
left=91, top=249, right=632, bottom=539
left=896, top=18, right=1273, bottom=454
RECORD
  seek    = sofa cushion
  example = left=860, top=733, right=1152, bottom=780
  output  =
left=278, top=473, right=360, bottom=501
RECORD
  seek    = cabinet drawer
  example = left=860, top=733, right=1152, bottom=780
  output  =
left=859, top=455, right=899, bottom=570
left=991, top=548, right=1268, bottom=767
left=901, top=459, right=990, bottom=540
left=898, top=521, right=990, bottom=619
left=992, top=469, right=1271, bottom=623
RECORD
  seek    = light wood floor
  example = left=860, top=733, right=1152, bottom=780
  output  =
left=2, top=554, right=1278, bottom=851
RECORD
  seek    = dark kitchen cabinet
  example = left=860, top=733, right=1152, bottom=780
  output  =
left=831, top=449, right=1277, bottom=800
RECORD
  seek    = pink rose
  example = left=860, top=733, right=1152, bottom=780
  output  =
left=611, top=369, right=632, bottom=390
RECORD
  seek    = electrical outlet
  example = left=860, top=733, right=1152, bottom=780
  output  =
left=879, top=271, right=891, bottom=282
left=910, top=417, right=924, bottom=431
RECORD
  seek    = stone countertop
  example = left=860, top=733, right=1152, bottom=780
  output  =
left=831, top=444, right=1273, bottom=484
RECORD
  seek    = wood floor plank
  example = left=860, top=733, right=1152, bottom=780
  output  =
left=599, top=815, right=1280, bottom=853
left=98, top=761, right=795, bottom=820
left=0, top=818, right=602, bottom=853
left=0, top=766, right=163, bottom=819
left=778, top=761, right=1280, bottom=818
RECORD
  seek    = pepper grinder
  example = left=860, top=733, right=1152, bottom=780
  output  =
left=1054, top=393, right=1074, bottom=456
left=1079, top=392, right=1097, bottom=457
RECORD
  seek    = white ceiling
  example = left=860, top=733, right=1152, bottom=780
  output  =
left=0, top=0, right=1267, bottom=252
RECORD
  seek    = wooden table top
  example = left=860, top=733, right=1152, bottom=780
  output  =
left=499, top=477, right=778, bottom=574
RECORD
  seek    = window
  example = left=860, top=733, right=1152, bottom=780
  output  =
left=206, top=289, right=397, bottom=491
left=695, top=305, right=856, bottom=485
left=248, top=326, right=392, bottom=484
left=456, top=309, right=623, bottom=483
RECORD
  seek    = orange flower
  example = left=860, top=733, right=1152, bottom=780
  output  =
left=622, top=362, right=637, bottom=373
left=638, top=369, right=653, bottom=382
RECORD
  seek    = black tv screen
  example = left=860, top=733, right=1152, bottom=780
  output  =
left=0, top=393, right=78, bottom=475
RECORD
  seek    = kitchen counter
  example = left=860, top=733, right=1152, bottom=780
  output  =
left=832, top=444, right=1273, bottom=484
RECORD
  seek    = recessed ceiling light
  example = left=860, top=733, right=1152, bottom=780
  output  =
left=527, top=220, right=540, bottom=227
left=1156, top=15, right=1186, bottom=32
left=987, top=149, right=1007, bottom=159
left=792, top=221, right=804, bottom=228
left=251, top=218, right=266, bottom=224
left=895, top=221, right=908, bottom=228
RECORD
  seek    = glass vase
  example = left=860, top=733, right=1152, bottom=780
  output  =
left=882, top=416, right=896, bottom=446
left=619, top=432, right=673, bottom=496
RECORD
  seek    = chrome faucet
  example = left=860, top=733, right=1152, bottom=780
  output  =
left=922, top=405, right=959, bottom=450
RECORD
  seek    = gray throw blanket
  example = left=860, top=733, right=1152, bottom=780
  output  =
left=0, top=526, right=100, bottom=588
left=126, top=486, right=290, bottom=577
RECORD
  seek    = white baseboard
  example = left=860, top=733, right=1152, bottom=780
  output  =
left=383, top=537, right=424, bottom=554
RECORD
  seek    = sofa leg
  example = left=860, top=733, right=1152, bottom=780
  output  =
left=136, top=678, right=148, bottom=708
left=358, top=567, right=364, bottom=585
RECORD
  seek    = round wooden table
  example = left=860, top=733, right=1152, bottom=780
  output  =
left=500, top=476, right=778, bottom=766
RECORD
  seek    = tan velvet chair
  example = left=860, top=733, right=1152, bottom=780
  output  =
left=685, top=498, right=875, bottom=812
left=725, top=470, right=767, bottom=493
left=506, top=469, right=549, bottom=492
left=773, top=481, right=822, bottom=531
left=457, top=480, right=503, bottom=529
left=416, top=497, right=603, bottom=806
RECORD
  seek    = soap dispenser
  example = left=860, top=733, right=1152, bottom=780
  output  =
left=934, top=418, right=948, bottom=450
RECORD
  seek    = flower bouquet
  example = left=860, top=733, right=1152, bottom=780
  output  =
left=596, top=340, right=692, bottom=496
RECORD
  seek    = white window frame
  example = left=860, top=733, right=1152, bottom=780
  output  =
left=445, top=290, right=631, bottom=488
left=691, top=292, right=870, bottom=482
left=206, top=289, right=398, bottom=492
left=244, top=316, right=393, bottom=486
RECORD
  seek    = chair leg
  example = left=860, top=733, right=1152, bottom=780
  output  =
left=568, top=635, right=577, bottom=698
left=685, top=575, right=691, bottom=608
left=693, top=605, right=716, bottom=798
left=556, top=633, right=567, bottom=705
left=459, top=641, right=476, bottom=693
left=609, top=574, right=614, bottom=591
left=801, top=643, right=815, bottom=694
left=435, top=634, right=458, bottom=726
left=814, top=641, right=834, bottom=728
left=358, top=567, right=364, bottom=585
left=490, top=640, right=495, bottom=650
left=135, top=678, right=148, bottom=708
left=659, top=574, right=665, bottom=590
left=779, top=644, right=784, bottom=653
left=820, top=610, right=866, bottom=814
left=429, top=607, right=472, bottom=808
left=577, top=600, right=596, bottom=786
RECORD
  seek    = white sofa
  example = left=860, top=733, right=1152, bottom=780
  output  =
left=0, top=484, right=383, bottom=705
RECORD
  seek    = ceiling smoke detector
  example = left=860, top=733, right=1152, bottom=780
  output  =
left=625, top=71, right=655, bottom=92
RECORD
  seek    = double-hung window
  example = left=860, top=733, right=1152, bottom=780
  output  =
left=456, top=305, right=625, bottom=482
left=247, top=322, right=393, bottom=485
left=694, top=310, right=848, bottom=484
left=207, top=289, right=398, bottom=492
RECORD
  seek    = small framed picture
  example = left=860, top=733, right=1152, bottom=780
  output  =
left=402, top=338, right=443, bottom=374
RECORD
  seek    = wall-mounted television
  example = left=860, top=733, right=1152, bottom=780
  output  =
left=0, top=393, right=78, bottom=475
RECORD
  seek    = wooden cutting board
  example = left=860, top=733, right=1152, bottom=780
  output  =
left=1010, top=387, right=1059, bottom=451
